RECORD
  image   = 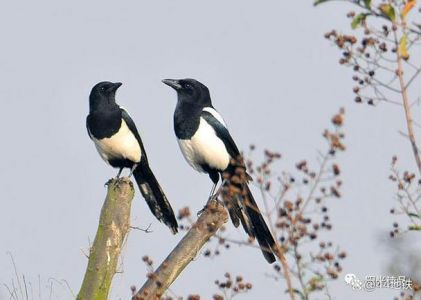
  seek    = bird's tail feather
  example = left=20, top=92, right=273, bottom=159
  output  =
left=242, top=183, right=276, bottom=263
left=225, top=190, right=254, bottom=237
left=223, top=174, right=276, bottom=263
left=133, top=165, right=178, bottom=234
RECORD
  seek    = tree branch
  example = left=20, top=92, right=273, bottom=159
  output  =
left=77, top=178, right=135, bottom=300
left=393, top=27, right=421, bottom=176
left=133, top=202, right=228, bottom=300
left=259, top=187, right=296, bottom=300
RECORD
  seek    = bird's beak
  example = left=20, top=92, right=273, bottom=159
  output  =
left=162, top=79, right=182, bottom=90
left=108, top=82, right=122, bottom=92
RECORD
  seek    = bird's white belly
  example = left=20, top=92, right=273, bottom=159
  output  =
left=178, top=118, right=230, bottom=172
left=92, top=120, right=141, bottom=163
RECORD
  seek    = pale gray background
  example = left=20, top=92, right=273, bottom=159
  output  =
left=0, top=1, right=418, bottom=299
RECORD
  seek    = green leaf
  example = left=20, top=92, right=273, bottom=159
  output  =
left=351, top=13, right=368, bottom=29
left=408, top=224, right=421, bottom=231
left=314, top=0, right=329, bottom=6
left=364, top=0, right=372, bottom=9
left=408, top=212, right=421, bottom=219
left=379, top=4, right=396, bottom=22
left=307, top=275, right=324, bottom=292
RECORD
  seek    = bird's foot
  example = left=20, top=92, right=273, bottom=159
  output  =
left=104, top=178, right=114, bottom=187
left=104, top=177, right=126, bottom=189
left=115, top=176, right=125, bottom=182
left=197, top=205, right=207, bottom=216
left=197, top=196, right=223, bottom=216
left=208, top=193, right=224, bottom=205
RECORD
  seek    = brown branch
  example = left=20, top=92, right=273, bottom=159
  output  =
left=392, top=27, right=421, bottom=176
left=133, top=202, right=228, bottom=300
left=293, top=244, right=309, bottom=300
left=259, top=186, right=296, bottom=300
left=299, top=151, right=330, bottom=215
left=273, top=245, right=296, bottom=300
left=77, top=178, right=135, bottom=300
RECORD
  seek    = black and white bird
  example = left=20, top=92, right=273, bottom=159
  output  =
left=162, top=78, right=276, bottom=263
left=86, top=81, right=178, bottom=233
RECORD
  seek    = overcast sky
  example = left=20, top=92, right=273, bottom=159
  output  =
left=0, top=1, right=419, bottom=299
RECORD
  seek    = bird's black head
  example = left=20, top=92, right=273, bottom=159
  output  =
left=162, top=78, right=212, bottom=107
left=89, top=81, right=122, bottom=112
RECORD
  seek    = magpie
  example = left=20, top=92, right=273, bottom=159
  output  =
left=162, top=78, right=276, bottom=263
left=86, top=81, right=178, bottom=234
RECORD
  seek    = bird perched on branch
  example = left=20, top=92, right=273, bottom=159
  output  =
left=162, top=78, right=276, bottom=263
left=86, top=81, right=178, bottom=233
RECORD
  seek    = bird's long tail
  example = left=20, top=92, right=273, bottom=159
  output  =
left=223, top=169, right=276, bottom=263
left=242, top=183, right=276, bottom=263
left=133, top=164, right=178, bottom=234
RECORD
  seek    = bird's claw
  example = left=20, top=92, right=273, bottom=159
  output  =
left=104, top=178, right=114, bottom=187
left=197, top=196, right=223, bottom=216
left=104, top=177, right=125, bottom=189
left=197, top=204, right=208, bottom=216
left=209, top=193, right=224, bottom=205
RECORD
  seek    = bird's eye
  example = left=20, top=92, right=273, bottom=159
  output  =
left=185, top=84, right=191, bottom=89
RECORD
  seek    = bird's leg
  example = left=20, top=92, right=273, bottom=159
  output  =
left=207, top=182, right=217, bottom=202
left=211, top=179, right=227, bottom=201
left=128, top=164, right=138, bottom=178
left=105, top=167, right=123, bottom=186
left=197, top=183, right=218, bottom=216
left=198, top=181, right=227, bottom=216
left=115, top=167, right=124, bottom=179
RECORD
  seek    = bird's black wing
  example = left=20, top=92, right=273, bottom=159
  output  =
left=120, top=108, right=148, bottom=161
left=201, top=110, right=240, bottom=159
left=202, top=109, right=275, bottom=263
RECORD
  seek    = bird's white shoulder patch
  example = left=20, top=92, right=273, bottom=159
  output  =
left=202, top=107, right=227, bottom=126
left=120, top=106, right=129, bottom=115
left=92, top=119, right=141, bottom=163
left=178, top=116, right=230, bottom=172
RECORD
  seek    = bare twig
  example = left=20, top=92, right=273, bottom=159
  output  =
left=299, top=152, right=330, bottom=215
left=273, top=245, right=297, bottom=300
left=133, top=202, right=228, bottom=300
left=405, top=65, right=421, bottom=89
left=391, top=167, right=421, bottom=217
left=131, top=223, right=153, bottom=233
left=77, top=178, right=135, bottom=300
left=7, top=252, right=24, bottom=300
left=260, top=186, right=296, bottom=300
left=392, top=27, right=421, bottom=176
left=294, top=245, right=309, bottom=300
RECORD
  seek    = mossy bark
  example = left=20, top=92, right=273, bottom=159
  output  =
left=133, top=202, right=228, bottom=300
left=77, top=178, right=135, bottom=300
